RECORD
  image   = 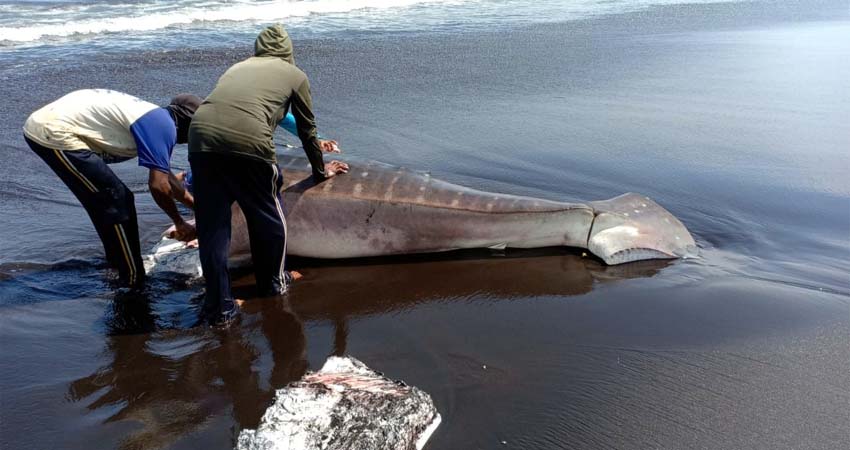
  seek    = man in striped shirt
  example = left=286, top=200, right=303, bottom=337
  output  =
left=24, top=89, right=202, bottom=288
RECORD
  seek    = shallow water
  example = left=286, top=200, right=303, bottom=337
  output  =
left=1, top=1, right=849, bottom=449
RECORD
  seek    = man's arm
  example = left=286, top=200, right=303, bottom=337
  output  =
left=149, top=169, right=196, bottom=241
left=131, top=107, right=196, bottom=240
left=167, top=171, right=194, bottom=208
left=290, top=78, right=348, bottom=179
left=280, top=112, right=340, bottom=153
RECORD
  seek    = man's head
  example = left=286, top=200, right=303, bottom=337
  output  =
left=166, top=94, right=202, bottom=144
left=254, top=24, right=294, bottom=64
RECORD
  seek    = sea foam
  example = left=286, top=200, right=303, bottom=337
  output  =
left=0, top=0, right=463, bottom=43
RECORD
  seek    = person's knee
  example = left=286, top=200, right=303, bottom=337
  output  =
left=98, top=185, right=134, bottom=224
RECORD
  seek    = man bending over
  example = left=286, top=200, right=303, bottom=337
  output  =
left=24, top=89, right=202, bottom=287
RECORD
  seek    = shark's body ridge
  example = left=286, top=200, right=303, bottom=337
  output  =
left=147, top=154, right=696, bottom=274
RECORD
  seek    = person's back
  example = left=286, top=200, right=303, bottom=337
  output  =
left=24, top=89, right=160, bottom=160
left=190, top=58, right=305, bottom=158
left=189, top=25, right=325, bottom=177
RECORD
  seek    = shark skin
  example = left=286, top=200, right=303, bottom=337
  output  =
left=147, top=154, right=696, bottom=275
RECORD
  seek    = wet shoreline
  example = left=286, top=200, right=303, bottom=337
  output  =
left=2, top=1, right=849, bottom=449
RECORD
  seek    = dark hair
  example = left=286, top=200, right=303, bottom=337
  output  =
left=165, top=94, right=203, bottom=144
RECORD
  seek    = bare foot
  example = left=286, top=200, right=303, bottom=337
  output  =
left=290, top=270, right=303, bottom=281
left=234, top=299, right=246, bottom=307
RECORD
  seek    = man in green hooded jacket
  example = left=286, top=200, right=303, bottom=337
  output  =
left=188, top=24, right=348, bottom=325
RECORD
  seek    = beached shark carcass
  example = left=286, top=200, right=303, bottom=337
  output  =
left=147, top=153, right=696, bottom=274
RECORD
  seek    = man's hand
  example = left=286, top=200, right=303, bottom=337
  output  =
left=168, top=220, right=197, bottom=242
left=324, top=160, right=349, bottom=178
left=150, top=169, right=194, bottom=235
left=319, top=139, right=340, bottom=153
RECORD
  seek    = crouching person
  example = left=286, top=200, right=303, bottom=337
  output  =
left=188, top=24, right=348, bottom=325
left=24, top=89, right=202, bottom=288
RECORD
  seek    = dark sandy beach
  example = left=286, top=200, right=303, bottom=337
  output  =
left=1, top=1, right=848, bottom=449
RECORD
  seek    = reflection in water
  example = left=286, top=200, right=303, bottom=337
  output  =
left=332, top=318, right=349, bottom=356
left=288, top=251, right=668, bottom=320
left=64, top=252, right=665, bottom=449
left=69, top=294, right=307, bottom=450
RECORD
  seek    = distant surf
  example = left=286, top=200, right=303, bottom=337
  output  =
left=0, top=0, right=463, bottom=43
left=0, top=0, right=742, bottom=47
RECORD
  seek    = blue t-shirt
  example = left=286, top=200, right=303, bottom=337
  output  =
left=280, top=112, right=298, bottom=137
left=279, top=111, right=323, bottom=139
left=130, top=107, right=176, bottom=173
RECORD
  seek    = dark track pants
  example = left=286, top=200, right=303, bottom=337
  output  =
left=25, top=136, right=144, bottom=287
left=189, top=152, right=288, bottom=322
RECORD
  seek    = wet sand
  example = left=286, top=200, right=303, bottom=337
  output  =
left=1, top=1, right=849, bottom=449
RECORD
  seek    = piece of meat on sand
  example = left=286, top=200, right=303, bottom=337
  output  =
left=237, top=356, right=441, bottom=450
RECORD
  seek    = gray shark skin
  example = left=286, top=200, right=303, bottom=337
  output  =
left=237, top=356, right=441, bottom=450
left=147, top=154, right=696, bottom=274
left=253, top=154, right=695, bottom=264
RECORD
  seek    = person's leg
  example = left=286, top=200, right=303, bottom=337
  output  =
left=231, top=159, right=288, bottom=296
left=26, top=137, right=144, bottom=287
left=189, top=152, right=237, bottom=323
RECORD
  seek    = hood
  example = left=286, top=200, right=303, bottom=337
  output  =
left=254, top=24, right=294, bottom=64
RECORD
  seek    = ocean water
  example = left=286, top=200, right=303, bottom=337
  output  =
left=0, top=0, right=749, bottom=67
left=1, top=0, right=743, bottom=41
left=1, top=0, right=849, bottom=449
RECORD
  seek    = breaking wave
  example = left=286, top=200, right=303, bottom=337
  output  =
left=0, top=0, right=750, bottom=46
left=0, top=0, right=466, bottom=43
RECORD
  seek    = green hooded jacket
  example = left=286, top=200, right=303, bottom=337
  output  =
left=188, top=25, right=326, bottom=178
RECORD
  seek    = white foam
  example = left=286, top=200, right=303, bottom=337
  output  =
left=0, top=0, right=463, bottom=43
left=144, top=236, right=253, bottom=277
left=0, top=0, right=749, bottom=45
left=144, top=237, right=202, bottom=277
